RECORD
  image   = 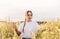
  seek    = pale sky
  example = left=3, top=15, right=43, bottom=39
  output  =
left=0, top=0, right=60, bottom=22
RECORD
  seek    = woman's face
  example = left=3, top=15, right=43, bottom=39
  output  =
left=25, top=12, right=32, bottom=21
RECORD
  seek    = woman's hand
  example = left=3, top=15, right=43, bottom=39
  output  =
left=12, top=23, right=17, bottom=29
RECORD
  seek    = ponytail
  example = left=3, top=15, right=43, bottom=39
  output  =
left=22, top=19, right=26, bottom=33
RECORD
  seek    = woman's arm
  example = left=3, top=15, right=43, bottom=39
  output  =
left=40, top=28, right=46, bottom=32
left=15, top=27, right=21, bottom=36
left=40, top=27, right=51, bottom=32
left=12, top=23, right=21, bottom=36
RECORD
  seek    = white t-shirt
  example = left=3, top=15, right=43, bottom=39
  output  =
left=18, top=21, right=40, bottom=38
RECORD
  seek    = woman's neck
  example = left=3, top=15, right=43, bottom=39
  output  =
left=26, top=20, right=32, bottom=22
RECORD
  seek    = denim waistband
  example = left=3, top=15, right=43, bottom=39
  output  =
left=22, top=38, right=32, bottom=39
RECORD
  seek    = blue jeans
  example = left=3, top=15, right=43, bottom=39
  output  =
left=22, top=38, right=32, bottom=39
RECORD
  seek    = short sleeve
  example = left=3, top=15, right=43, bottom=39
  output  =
left=35, top=23, right=40, bottom=31
left=18, top=23, right=24, bottom=32
left=33, top=22, right=40, bottom=32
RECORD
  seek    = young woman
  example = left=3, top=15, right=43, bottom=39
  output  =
left=13, top=10, right=46, bottom=39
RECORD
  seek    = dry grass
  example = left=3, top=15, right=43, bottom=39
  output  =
left=0, top=21, right=60, bottom=39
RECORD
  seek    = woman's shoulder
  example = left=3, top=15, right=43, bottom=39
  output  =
left=32, top=21, right=38, bottom=24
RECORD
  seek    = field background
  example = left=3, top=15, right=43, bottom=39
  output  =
left=0, top=20, right=60, bottom=39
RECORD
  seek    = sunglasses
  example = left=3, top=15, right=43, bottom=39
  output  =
left=27, top=14, right=32, bottom=16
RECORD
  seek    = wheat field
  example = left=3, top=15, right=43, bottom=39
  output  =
left=0, top=21, right=60, bottom=39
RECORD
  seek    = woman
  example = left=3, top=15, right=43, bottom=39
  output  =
left=13, top=10, right=46, bottom=39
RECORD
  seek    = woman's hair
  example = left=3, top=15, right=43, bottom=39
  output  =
left=22, top=10, right=33, bottom=33
left=26, top=10, right=33, bottom=16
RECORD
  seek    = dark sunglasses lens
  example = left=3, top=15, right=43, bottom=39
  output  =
left=27, top=15, right=32, bottom=16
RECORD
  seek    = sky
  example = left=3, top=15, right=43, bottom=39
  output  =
left=0, top=0, right=60, bottom=22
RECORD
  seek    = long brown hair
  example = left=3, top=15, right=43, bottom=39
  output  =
left=22, top=10, right=33, bottom=33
